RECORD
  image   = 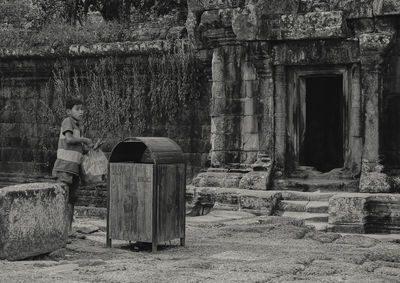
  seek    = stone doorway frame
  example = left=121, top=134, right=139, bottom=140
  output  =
left=274, top=65, right=362, bottom=174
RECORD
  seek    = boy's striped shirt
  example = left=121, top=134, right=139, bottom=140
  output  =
left=53, top=117, right=83, bottom=175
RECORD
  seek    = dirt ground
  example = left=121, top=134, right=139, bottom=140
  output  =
left=1, top=210, right=400, bottom=283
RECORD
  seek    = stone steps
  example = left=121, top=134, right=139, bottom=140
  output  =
left=186, top=185, right=282, bottom=215
left=280, top=211, right=329, bottom=222
left=274, top=189, right=336, bottom=232
left=305, top=221, right=328, bottom=232
left=279, top=200, right=329, bottom=213
left=279, top=191, right=335, bottom=201
left=273, top=178, right=359, bottom=192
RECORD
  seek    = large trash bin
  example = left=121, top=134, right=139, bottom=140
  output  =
left=106, top=137, right=186, bottom=252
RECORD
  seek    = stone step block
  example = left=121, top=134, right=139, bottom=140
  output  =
left=279, top=200, right=308, bottom=212
left=281, top=211, right=329, bottom=222
left=279, top=200, right=329, bottom=213
left=192, top=171, right=244, bottom=188
left=306, top=201, right=329, bottom=213
left=273, top=178, right=359, bottom=192
left=186, top=185, right=282, bottom=215
left=277, top=190, right=336, bottom=201
left=305, top=221, right=328, bottom=232
left=0, top=182, right=68, bottom=260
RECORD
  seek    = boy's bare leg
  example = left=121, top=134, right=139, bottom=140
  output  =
left=67, top=203, right=74, bottom=235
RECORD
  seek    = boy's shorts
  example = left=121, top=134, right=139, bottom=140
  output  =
left=53, top=171, right=79, bottom=205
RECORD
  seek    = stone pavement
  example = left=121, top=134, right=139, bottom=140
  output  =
left=2, top=210, right=400, bottom=282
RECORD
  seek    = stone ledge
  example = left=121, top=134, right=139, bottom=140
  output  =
left=192, top=171, right=246, bottom=188
left=0, top=182, right=68, bottom=260
left=68, top=40, right=179, bottom=57
left=188, top=0, right=400, bottom=17
left=0, top=39, right=189, bottom=59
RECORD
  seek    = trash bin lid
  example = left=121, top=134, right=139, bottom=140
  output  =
left=109, top=137, right=185, bottom=164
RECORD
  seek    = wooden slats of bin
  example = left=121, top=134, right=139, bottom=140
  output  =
left=109, top=163, right=153, bottom=242
left=107, top=137, right=186, bottom=252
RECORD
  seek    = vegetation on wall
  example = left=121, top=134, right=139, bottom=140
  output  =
left=44, top=48, right=205, bottom=145
left=0, top=0, right=187, bottom=51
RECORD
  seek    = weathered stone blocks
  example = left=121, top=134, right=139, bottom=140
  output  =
left=239, top=171, right=269, bottom=190
left=280, top=11, right=345, bottom=39
left=69, top=40, right=175, bottom=56
left=188, top=0, right=244, bottom=12
left=381, top=0, right=400, bottom=15
left=329, top=193, right=367, bottom=233
left=0, top=183, right=68, bottom=260
left=187, top=185, right=281, bottom=214
left=232, top=9, right=346, bottom=41
left=359, top=32, right=393, bottom=53
left=192, top=171, right=244, bottom=188
left=329, top=193, right=400, bottom=233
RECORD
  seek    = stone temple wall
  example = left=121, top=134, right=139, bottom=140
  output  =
left=187, top=0, right=400, bottom=183
left=0, top=43, right=212, bottom=183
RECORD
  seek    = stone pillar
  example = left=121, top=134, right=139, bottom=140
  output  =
left=210, top=47, right=226, bottom=167
left=257, top=53, right=275, bottom=157
left=348, top=64, right=363, bottom=174
left=240, top=53, right=259, bottom=164
left=210, top=46, right=243, bottom=167
left=274, top=65, right=287, bottom=172
left=359, top=32, right=394, bottom=192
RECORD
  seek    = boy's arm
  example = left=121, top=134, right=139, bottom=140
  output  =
left=65, top=131, right=93, bottom=147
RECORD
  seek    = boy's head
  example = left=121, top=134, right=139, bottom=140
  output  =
left=66, top=97, right=84, bottom=121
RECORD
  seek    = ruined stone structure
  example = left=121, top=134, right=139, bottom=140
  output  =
left=0, top=40, right=211, bottom=183
left=187, top=0, right=400, bottom=192
left=0, top=39, right=211, bottom=207
left=1, top=1, right=400, bottom=233
left=187, top=0, right=400, bottom=233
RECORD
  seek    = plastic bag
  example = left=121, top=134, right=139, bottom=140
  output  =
left=81, top=149, right=108, bottom=185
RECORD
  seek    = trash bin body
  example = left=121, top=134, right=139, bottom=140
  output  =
left=107, top=137, right=186, bottom=252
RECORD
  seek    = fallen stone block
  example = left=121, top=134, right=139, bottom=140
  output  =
left=0, top=182, right=68, bottom=260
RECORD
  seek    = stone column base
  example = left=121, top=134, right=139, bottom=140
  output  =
left=359, top=160, right=391, bottom=193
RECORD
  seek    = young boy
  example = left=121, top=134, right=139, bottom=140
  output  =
left=52, top=97, right=93, bottom=235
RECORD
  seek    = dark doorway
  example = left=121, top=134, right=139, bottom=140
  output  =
left=300, top=76, right=343, bottom=172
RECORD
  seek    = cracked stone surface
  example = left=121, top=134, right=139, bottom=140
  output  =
left=1, top=213, right=400, bottom=282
